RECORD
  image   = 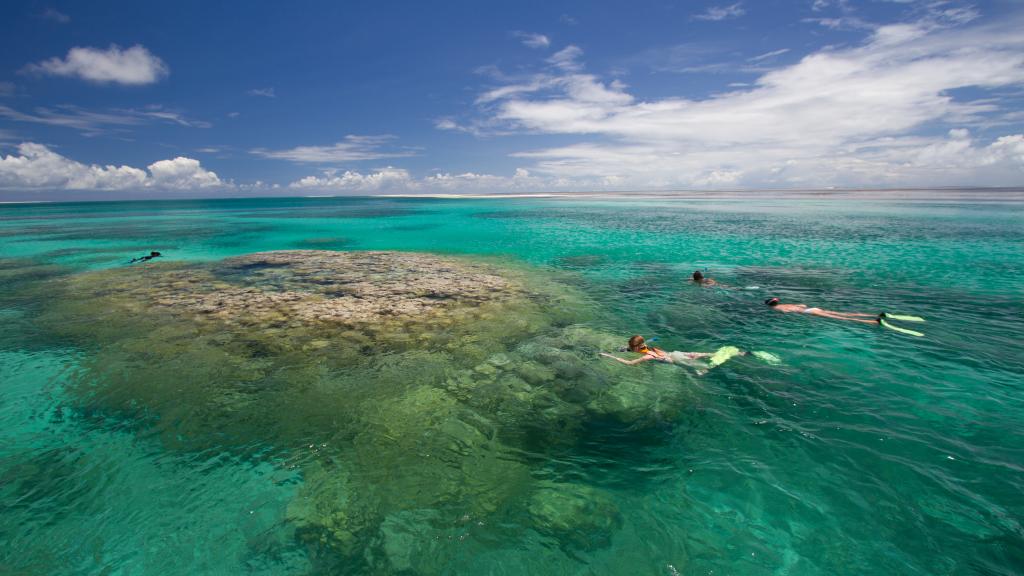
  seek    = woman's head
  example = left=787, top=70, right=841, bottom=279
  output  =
left=692, top=270, right=704, bottom=282
left=627, top=335, right=646, bottom=352
left=765, top=297, right=780, bottom=306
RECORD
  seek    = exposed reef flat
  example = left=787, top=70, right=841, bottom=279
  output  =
left=32, top=250, right=699, bottom=573
left=116, top=250, right=523, bottom=326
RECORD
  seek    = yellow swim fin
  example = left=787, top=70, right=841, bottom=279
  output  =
left=878, top=317, right=924, bottom=337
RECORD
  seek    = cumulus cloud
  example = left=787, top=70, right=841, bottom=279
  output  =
left=289, top=166, right=591, bottom=194
left=0, top=143, right=146, bottom=189
left=251, top=135, right=417, bottom=163
left=459, top=15, right=1024, bottom=188
left=0, top=143, right=225, bottom=190
left=147, top=157, right=222, bottom=188
left=693, top=3, right=746, bottom=21
left=423, top=171, right=509, bottom=189
left=26, top=44, right=168, bottom=85
left=289, top=167, right=416, bottom=192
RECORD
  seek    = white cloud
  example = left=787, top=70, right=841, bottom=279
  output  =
left=435, top=118, right=459, bottom=130
left=419, top=168, right=574, bottom=192
left=476, top=77, right=553, bottom=104
left=251, top=135, right=417, bottom=163
left=26, top=44, right=168, bottom=85
left=423, top=171, right=507, bottom=188
left=749, top=48, right=790, bottom=62
left=547, top=45, right=584, bottom=71
left=0, top=104, right=209, bottom=135
left=619, top=43, right=733, bottom=75
left=459, top=15, right=1024, bottom=188
left=0, top=104, right=140, bottom=135
left=147, top=157, right=222, bottom=188
left=693, top=3, right=746, bottom=21
left=41, top=8, right=70, bottom=23
left=805, top=1, right=979, bottom=32
left=514, top=32, right=551, bottom=49
left=0, top=143, right=146, bottom=189
left=802, top=16, right=869, bottom=30
left=0, top=143, right=226, bottom=190
left=289, top=167, right=416, bottom=191
left=289, top=166, right=598, bottom=194
left=130, top=105, right=211, bottom=128
left=247, top=87, right=276, bottom=98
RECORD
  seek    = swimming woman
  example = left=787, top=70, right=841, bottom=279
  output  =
left=600, top=335, right=715, bottom=366
left=600, top=335, right=780, bottom=375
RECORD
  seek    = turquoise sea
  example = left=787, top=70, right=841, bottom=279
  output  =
left=1, top=191, right=1022, bottom=575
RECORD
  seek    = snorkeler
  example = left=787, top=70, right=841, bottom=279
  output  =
left=692, top=270, right=717, bottom=286
left=129, top=251, right=162, bottom=264
left=764, top=297, right=925, bottom=336
left=600, top=335, right=780, bottom=375
left=691, top=269, right=754, bottom=289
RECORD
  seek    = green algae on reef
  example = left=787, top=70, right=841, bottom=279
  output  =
left=35, top=250, right=700, bottom=571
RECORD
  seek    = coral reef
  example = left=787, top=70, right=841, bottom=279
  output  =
left=35, top=250, right=698, bottom=572
left=528, top=481, right=623, bottom=550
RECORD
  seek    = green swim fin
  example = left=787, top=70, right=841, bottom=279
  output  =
left=751, top=351, right=782, bottom=365
left=708, top=345, right=743, bottom=367
left=879, top=318, right=924, bottom=337
left=880, top=312, right=925, bottom=322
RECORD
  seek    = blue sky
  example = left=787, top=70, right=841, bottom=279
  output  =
left=1, top=0, right=1023, bottom=199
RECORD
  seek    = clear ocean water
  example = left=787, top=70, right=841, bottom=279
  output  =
left=1, top=191, right=1022, bottom=575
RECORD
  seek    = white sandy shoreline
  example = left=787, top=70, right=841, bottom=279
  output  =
left=369, top=189, right=1024, bottom=201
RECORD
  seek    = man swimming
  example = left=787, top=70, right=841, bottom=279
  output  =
left=129, top=251, right=162, bottom=264
left=692, top=270, right=717, bottom=286
left=764, top=297, right=926, bottom=336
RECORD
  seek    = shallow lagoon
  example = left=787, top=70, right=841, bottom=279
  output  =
left=1, top=192, right=1022, bottom=575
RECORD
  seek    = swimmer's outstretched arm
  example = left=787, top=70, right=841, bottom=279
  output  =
left=599, top=352, right=652, bottom=366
